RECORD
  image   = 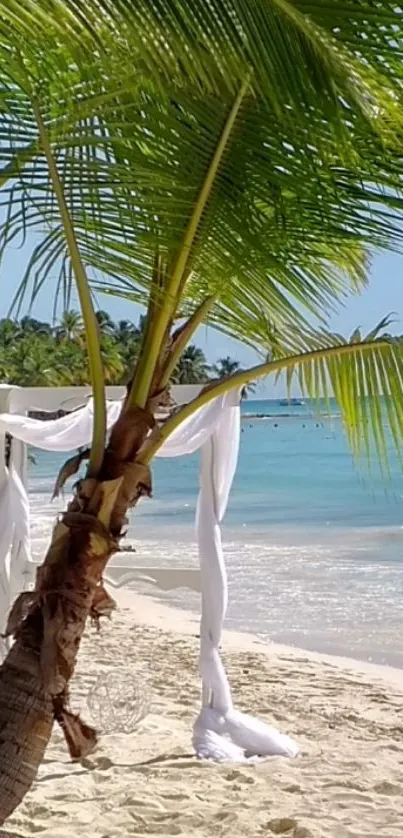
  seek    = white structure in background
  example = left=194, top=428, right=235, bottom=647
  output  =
left=0, top=384, right=298, bottom=762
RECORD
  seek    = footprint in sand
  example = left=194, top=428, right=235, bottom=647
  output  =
left=373, top=780, right=402, bottom=795
left=25, top=804, right=50, bottom=818
left=224, top=769, right=256, bottom=784
left=267, top=817, right=298, bottom=833
left=82, top=755, right=115, bottom=772
left=266, top=818, right=312, bottom=837
left=283, top=784, right=303, bottom=794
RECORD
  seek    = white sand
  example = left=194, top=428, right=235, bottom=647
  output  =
left=6, top=589, right=403, bottom=838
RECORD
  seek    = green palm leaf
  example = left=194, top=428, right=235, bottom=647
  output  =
left=145, top=323, right=403, bottom=474
left=273, top=321, right=403, bottom=471
left=0, top=1, right=403, bottom=461
left=1, top=72, right=402, bottom=339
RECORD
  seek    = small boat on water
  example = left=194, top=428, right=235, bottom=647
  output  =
left=278, top=397, right=305, bottom=406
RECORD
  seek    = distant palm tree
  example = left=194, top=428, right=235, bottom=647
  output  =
left=241, top=381, right=256, bottom=400
left=99, top=337, right=125, bottom=383
left=212, top=356, right=255, bottom=398
left=55, top=310, right=84, bottom=342
left=212, top=356, right=241, bottom=378
left=112, top=319, right=144, bottom=382
left=8, top=338, right=59, bottom=385
left=95, top=309, right=116, bottom=335
left=115, top=319, right=139, bottom=345
left=19, top=316, right=52, bottom=337
left=172, top=344, right=209, bottom=384
left=53, top=341, right=91, bottom=385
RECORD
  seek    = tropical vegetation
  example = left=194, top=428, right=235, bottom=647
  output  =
left=1, top=0, right=403, bottom=825
left=0, top=313, right=236, bottom=386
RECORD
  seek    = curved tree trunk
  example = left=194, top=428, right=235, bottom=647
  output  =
left=0, top=405, right=154, bottom=826
left=0, top=642, right=53, bottom=823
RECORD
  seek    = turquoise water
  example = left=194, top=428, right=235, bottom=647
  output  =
left=145, top=399, right=403, bottom=533
left=28, top=399, right=403, bottom=668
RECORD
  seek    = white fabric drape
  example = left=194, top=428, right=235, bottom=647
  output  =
left=0, top=395, right=298, bottom=761
left=1, top=400, right=122, bottom=451
left=0, top=438, right=33, bottom=660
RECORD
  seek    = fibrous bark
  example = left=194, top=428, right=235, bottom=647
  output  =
left=0, top=405, right=154, bottom=825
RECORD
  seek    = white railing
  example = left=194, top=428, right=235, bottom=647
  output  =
left=0, top=382, right=203, bottom=413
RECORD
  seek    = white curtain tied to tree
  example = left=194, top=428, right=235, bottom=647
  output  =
left=0, top=394, right=298, bottom=762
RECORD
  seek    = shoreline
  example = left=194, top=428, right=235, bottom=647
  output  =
left=110, top=565, right=403, bottom=671
left=114, top=588, right=403, bottom=689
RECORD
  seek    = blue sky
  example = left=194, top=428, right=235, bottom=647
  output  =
left=1, top=246, right=402, bottom=397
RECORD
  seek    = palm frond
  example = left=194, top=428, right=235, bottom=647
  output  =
left=1, top=76, right=402, bottom=338
left=277, top=323, right=403, bottom=472
left=43, top=0, right=403, bottom=128
left=1, top=2, right=403, bottom=350
left=144, top=323, right=403, bottom=475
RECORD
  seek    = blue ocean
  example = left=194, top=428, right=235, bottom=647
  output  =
left=28, top=399, right=403, bottom=668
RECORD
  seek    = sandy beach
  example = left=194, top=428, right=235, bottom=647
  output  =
left=5, top=588, right=403, bottom=838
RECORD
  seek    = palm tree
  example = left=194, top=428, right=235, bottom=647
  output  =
left=52, top=341, right=91, bottom=386
left=114, top=319, right=139, bottom=346
left=212, top=357, right=255, bottom=398
left=212, top=357, right=241, bottom=378
left=19, top=316, right=52, bottom=337
left=241, top=381, right=256, bottom=400
left=99, top=337, right=125, bottom=384
left=95, top=309, right=116, bottom=335
left=172, top=345, right=209, bottom=384
left=2, top=0, right=403, bottom=822
left=113, top=319, right=144, bottom=381
left=55, top=310, right=84, bottom=342
left=7, top=338, right=60, bottom=386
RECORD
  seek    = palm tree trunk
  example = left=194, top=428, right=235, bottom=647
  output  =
left=0, top=645, right=53, bottom=823
left=0, top=405, right=154, bottom=826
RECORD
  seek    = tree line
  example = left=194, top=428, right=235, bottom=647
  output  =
left=0, top=310, right=252, bottom=390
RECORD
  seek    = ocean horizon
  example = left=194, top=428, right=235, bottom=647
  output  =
left=28, top=398, right=403, bottom=668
